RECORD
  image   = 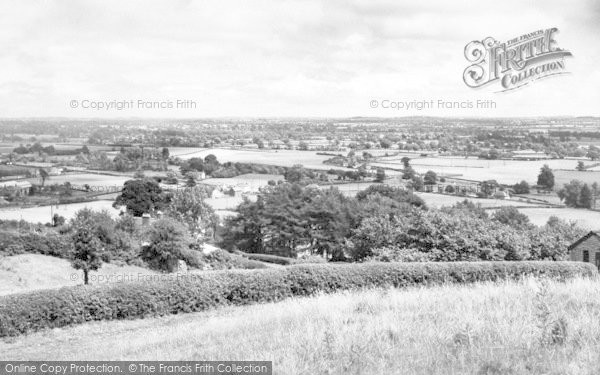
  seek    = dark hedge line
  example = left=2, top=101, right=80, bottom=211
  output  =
left=243, top=253, right=296, bottom=265
left=0, top=261, right=595, bottom=337
left=0, top=231, right=72, bottom=258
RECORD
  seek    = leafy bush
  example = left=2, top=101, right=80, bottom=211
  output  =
left=141, top=218, right=191, bottom=272
left=355, top=184, right=426, bottom=208
left=0, top=261, right=594, bottom=337
left=349, top=208, right=585, bottom=262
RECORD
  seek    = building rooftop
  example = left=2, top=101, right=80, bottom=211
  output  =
left=0, top=180, right=32, bottom=189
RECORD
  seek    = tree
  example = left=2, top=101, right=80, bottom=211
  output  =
left=357, top=165, right=368, bottom=180
left=375, top=168, right=386, bottom=182
left=512, top=180, right=530, bottom=194
left=71, top=226, right=102, bottom=285
left=557, top=180, right=583, bottom=207
left=557, top=180, right=593, bottom=209
left=379, top=138, right=393, bottom=149
left=185, top=172, right=198, bottom=187
left=203, top=154, right=220, bottom=175
left=423, top=170, right=437, bottom=185
left=492, top=207, right=531, bottom=229
left=349, top=209, right=531, bottom=262
left=38, top=168, right=49, bottom=187
left=166, top=186, right=218, bottom=239
left=114, top=179, right=166, bottom=216
left=579, top=184, right=593, bottom=209
left=480, top=180, right=499, bottom=197
left=284, top=164, right=306, bottom=183
left=355, top=184, right=426, bottom=208
left=133, top=170, right=146, bottom=179
left=409, top=176, right=424, bottom=192
left=180, top=157, right=204, bottom=174
left=221, top=184, right=355, bottom=259
left=576, top=161, right=586, bottom=171
left=530, top=217, right=587, bottom=260
left=401, top=157, right=411, bottom=169
left=441, top=199, right=488, bottom=220
left=52, top=214, right=66, bottom=227
left=161, top=147, right=170, bottom=160
left=115, top=213, right=137, bottom=235
left=142, top=218, right=191, bottom=272
left=587, top=146, right=600, bottom=161
left=298, top=141, right=309, bottom=151
left=402, top=166, right=416, bottom=180
left=537, top=164, right=555, bottom=191
left=70, top=208, right=117, bottom=245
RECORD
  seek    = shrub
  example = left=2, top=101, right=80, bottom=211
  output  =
left=141, top=218, right=191, bottom=272
left=0, top=261, right=595, bottom=337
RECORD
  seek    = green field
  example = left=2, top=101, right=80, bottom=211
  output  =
left=25, top=173, right=130, bottom=189
left=0, top=254, right=159, bottom=296
left=0, top=200, right=120, bottom=223
left=554, top=170, right=600, bottom=189
left=2, top=277, right=599, bottom=374
left=515, top=207, right=600, bottom=229
left=172, top=148, right=352, bottom=171
left=374, top=157, right=585, bottom=185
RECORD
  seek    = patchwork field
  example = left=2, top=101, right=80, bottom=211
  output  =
left=26, top=173, right=130, bottom=190
left=515, top=207, right=600, bottom=229
left=374, top=157, right=585, bottom=185
left=554, top=170, right=600, bottom=189
left=171, top=148, right=352, bottom=171
left=414, top=193, right=548, bottom=209
left=0, top=200, right=121, bottom=223
left=2, top=277, right=600, bottom=374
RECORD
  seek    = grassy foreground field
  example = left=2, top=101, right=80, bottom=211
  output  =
left=2, top=278, right=600, bottom=374
left=0, top=254, right=159, bottom=295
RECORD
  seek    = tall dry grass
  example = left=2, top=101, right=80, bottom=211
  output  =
left=2, top=277, right=600, bottom=374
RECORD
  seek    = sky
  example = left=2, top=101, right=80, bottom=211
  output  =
left=0, top=0, right=598, bottom=118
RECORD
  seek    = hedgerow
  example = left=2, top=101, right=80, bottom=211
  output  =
left=243, top=253, right=296, bottom=265
left=182, top=248, right=268, bottom=270
left=0, top=230, right=72, bottom=258
left=0, top=261, right=595, bottom=337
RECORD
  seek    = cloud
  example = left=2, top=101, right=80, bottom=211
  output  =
left=0, top=0, right=597, bottom=117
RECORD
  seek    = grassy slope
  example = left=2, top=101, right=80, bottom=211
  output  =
left=2, top=278, right=600, bottom=374
left=0, top=254, right=158, bottom=296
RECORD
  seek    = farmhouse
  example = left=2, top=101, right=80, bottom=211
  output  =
left=569, top=231, right=600, bottom=268
left=0, top=180, right=32, bottom=197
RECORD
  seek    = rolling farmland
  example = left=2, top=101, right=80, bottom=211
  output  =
left=373, top=156, right=586, bottom=185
